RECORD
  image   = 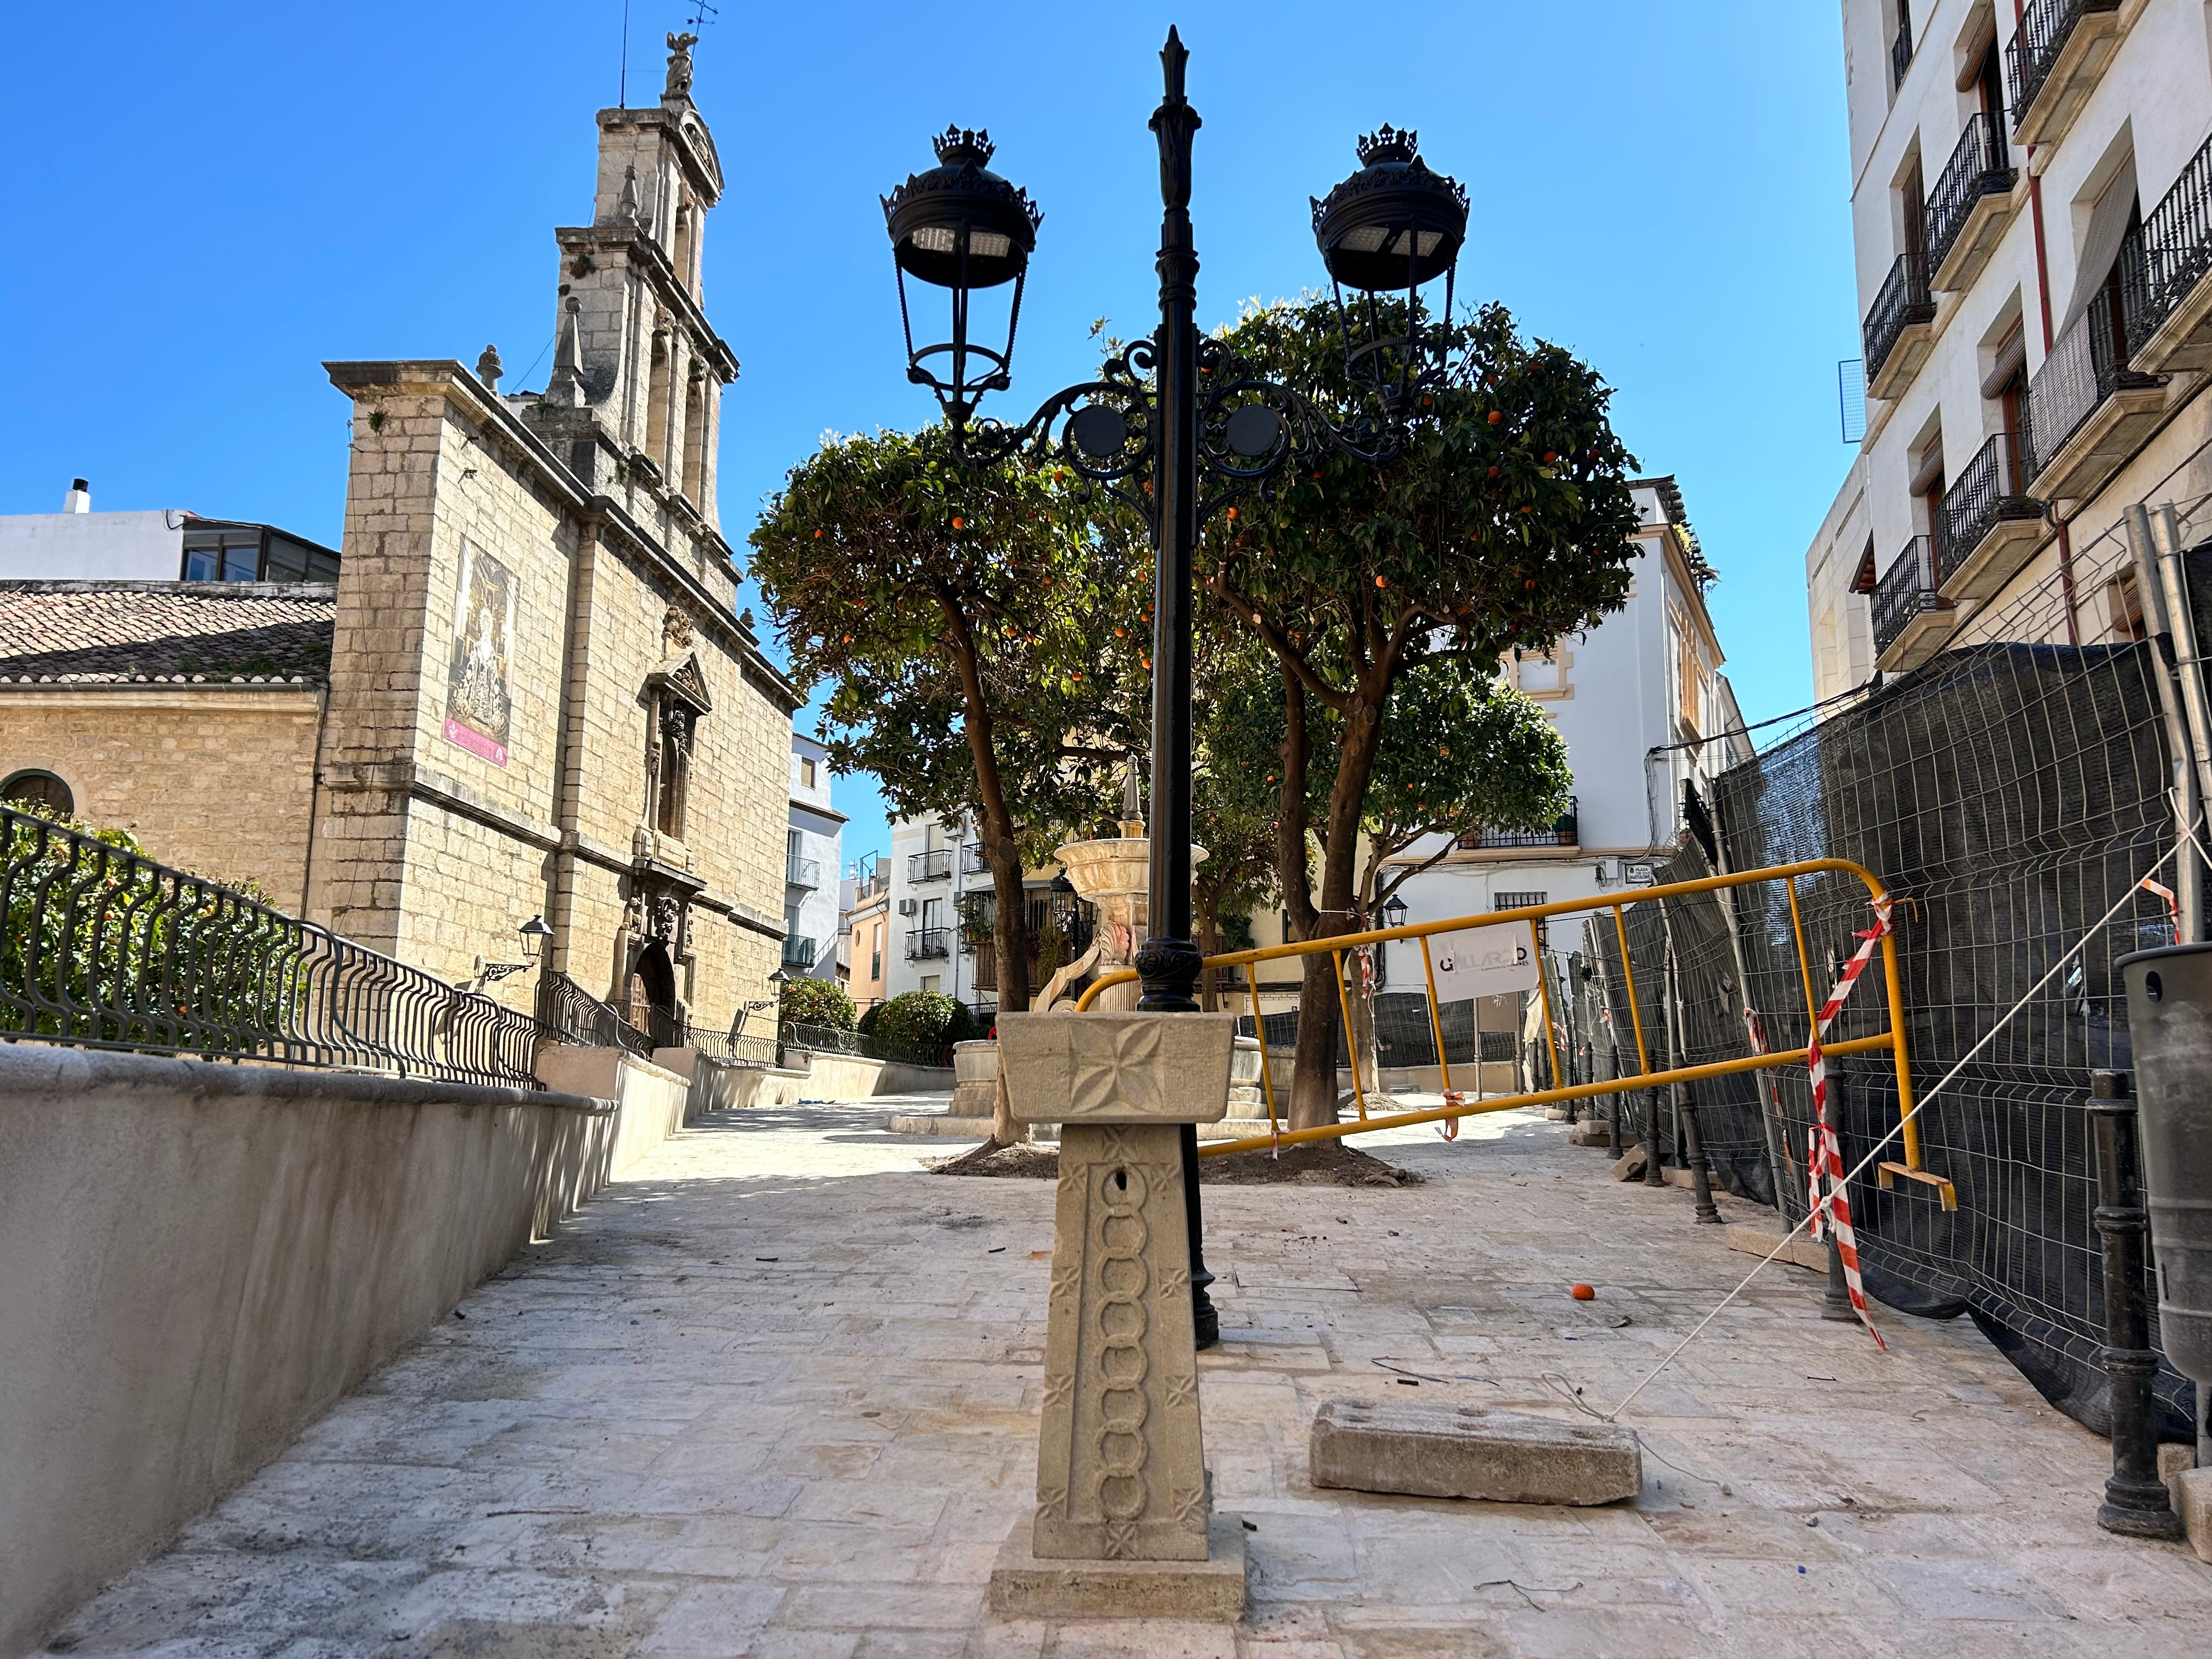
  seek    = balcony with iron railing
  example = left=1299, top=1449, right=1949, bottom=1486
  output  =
left=785, top=853, right=821, bottom=889
left=781, top=935, right=820, bottom=972
left=1926, top=111, right=2017, bottom=291
left=907, top=848, right=953, bottom=883
left=1937, top=431, right=2043, bottom=600
left=906, top=927, right=951, bottom=961
left=1872, top=535, right=1954, bottom=669
left=2125, top=129, right=2212, bottom=374
left=960, top=844, right=991, bottom=876
left=1457, top=799, right=1578, bottom=853
left=1863, top=250, right=1937, bottom=399
left=1891, top=9, right=1914, bottom=91
left=2006, top=0, right=2124, bottom=148
left=2024, top=281, right=2167, bottom=501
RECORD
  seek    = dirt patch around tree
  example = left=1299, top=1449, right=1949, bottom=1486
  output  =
left=928, top=1138, right=1423, bottom=1187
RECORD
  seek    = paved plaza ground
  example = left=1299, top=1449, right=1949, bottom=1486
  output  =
left=37, top=1096, right=2212, bottom=1657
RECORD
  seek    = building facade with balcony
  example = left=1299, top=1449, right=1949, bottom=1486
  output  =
left=1812, top=0, right=2212, bottom=689
left=1370, top=477, right=1749, bottom=981
left=878, top=808, right=1085, bottom=1013
left=843, top=855, right=891, bottom=1009
left=785, top=734, right=843, bottom=983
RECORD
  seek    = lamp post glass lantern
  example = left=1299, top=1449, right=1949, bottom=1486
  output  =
left=879, top=28, right=1463, bottom=1348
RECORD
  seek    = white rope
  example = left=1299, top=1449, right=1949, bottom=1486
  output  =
left=1601, top=837, right=2183, bottom=1423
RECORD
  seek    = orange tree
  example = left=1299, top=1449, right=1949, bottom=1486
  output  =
left=750, top=426, right=1142, bottom=1023
left=1202, top=297, right=1639, bottom=1128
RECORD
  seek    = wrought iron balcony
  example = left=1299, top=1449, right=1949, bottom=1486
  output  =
left=1871, top=535, right=1951, bottom=663
left=960, top=844, right=991, bottom=876
left=1863, top=251, right=1936, bottom=396
left=785, top=853, right=821, bottom=889
left=907, top=848, right=953, bottom=883
left=2007, top=0, right=2122, bottom=146
left=905, top=927, right=951, bottom=961
left=1891, top=11, right=1914, bottom=90
left=2024, top=282, right=2165, bottom=498
left=1926, top=112, right=2016, bottom=286
left=2126, top=130, right=2212, bottom=372
left=1937, top=431, right=2042, bottom=598
left=781, top=934, right=819, bottom=971
left=1458, top=799, right=1578, bottom=852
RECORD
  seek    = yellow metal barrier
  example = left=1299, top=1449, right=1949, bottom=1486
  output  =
left=1075, top=857, right=1946, bottom=1200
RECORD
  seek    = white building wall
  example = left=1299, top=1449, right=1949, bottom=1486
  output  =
left=0, top=511, right=188, bottom=580
left=785, top=736, right=842, bottom=983
left=1378, top=479, right=1735, bottom=992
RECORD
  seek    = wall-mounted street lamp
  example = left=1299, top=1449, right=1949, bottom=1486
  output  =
left=1380, top=893, right=1411, bottom=931
left=476, top=914, right=555, bottom=985
left=878, top=28, right=1467, bottom=1349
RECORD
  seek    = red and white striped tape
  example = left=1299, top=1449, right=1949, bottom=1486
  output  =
left=1803, top=900, right=1893, bottom=1350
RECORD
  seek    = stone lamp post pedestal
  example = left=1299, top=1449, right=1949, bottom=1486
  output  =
left=985, top=1009, right=1248, bottom=1617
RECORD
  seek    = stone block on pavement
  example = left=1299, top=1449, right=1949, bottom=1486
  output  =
left=1568, top=1120, right=1616, bottom=1147
left=1609, top=1146, right=1647, bottom=1181
left=1308, top=1397, right=1641, bottom=1506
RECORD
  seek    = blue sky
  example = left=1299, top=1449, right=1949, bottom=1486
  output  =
left=0, top=2, right=1859, bottom=874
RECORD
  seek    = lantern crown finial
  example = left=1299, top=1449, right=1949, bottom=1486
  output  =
left=932, top=125, right=996, bottom=168
left=1356, top=125, right=1420, bottom=167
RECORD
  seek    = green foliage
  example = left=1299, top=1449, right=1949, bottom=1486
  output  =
left=778, top=974, right=855, bottom=1031
left=857, top=1001, right=883, bottom=1037
left=1203, top=297, right=1641, bottom=663
left=748, top=425, right=1144, bottom=867
left=872, top=990, right=981, bottom=1065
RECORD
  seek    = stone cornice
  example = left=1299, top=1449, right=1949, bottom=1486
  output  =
left=554, top=224, right=739, bottom=382
left=321, top=358, right=799, bottom=715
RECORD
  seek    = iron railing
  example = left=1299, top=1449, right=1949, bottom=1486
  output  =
left=960, top=844, right=991, bottom=876
left=2125, top=129, right=2212, bottom=348
left=906, top=927, right=951, bottom=960
left=1871, top=534, right=1949, bottom=656
left=1863, top=250, right=1936, bottom=384
left=2024, top=281, right=2152, bottom=481
left=781, top=1019, right=868, bottom=1057
left=785, top=853, right=821, bottom=889
left=1938, top=431, right=2040, bottom=578
left=1458, top=799, right=1578, bottom=851
left=1, top=803, right=559, bottom=1088
left=907, top=849, right=953, bottom=883
left=2007, top=0, right=2120, bottom=129
left=1892, top=5, right=1915, bottom=90
left=684, top=1024, right=779, bottom=1068
left=1926, top=111, right=2015, bottom=277
left=781, top=934, right=820, bottom=972
left=538, top=968, right=655, bottom=1060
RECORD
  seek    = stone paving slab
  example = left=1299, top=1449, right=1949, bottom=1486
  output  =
left=31, top=1098, right=2212, bottom=1657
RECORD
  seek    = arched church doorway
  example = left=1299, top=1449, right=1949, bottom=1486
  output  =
left=626, top=940, right=678, bottom=1044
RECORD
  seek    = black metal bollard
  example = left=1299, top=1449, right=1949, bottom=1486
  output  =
left=1820, top=1232, right=1858, bottom=1321
left=1643, top=1090, right=1667, bottom=1188
left=1678, top=1091, right=1722, bottom=1224
left=2089, top=1068, right=2182, bottom=1537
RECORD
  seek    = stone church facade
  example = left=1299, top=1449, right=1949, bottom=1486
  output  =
left=0, top=40, right=797, bottom=1037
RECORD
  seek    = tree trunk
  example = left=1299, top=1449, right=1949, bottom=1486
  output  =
left=942, top=593, right=1029, bottom=1149
left=1288, top=690, right=1386, bottom=1130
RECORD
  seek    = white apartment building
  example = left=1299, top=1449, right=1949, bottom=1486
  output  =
left=1810, top=0, right=2212, bottom=692
left=879, top=810, right=1090, bottom=1011
left=1370, top=477, right=1751, bottom=984
left=784, top=735, right=843, bottom=983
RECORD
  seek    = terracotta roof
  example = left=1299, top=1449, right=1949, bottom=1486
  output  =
left=0, top=582, right=335, bottom=685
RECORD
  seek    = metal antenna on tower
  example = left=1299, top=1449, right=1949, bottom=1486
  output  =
left=685, top=2, right=719, bottom=29
left=619, top=0, right=631, bottom=104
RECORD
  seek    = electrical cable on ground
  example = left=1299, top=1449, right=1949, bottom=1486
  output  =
left=1598, top=836, right=2186, bottom=1424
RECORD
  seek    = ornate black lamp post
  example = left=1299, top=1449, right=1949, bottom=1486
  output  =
left=880, top=28, right=1465, bottom=1347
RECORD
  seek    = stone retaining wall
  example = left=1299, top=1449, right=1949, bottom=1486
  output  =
left=0, top=1042, right=691, bottom=1658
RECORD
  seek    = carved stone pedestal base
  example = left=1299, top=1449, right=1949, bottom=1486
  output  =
left=987, top=1511, right=1248, bottom=1619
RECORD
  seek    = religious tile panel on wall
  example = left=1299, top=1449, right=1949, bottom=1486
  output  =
left=444, top=540, right=515, bottom=768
